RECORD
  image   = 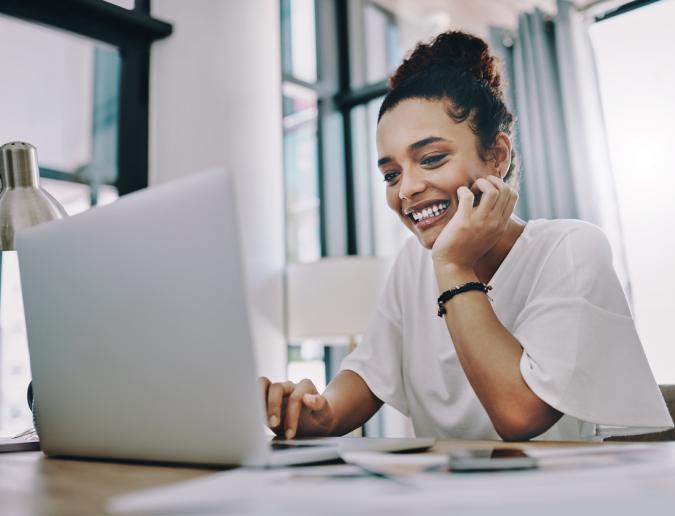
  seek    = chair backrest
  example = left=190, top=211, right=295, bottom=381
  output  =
left=607, top=385, right=675, bottom=442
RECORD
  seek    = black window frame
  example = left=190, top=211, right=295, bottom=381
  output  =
left=333, top=0, right=392, bottom=255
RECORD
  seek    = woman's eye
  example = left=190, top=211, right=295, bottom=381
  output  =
left=383, top=172, right=399, bottom=184
left=420, top=154, right=447, bottom=167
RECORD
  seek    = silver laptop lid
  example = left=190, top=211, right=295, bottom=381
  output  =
left=16, top=168, right=267, bottom=465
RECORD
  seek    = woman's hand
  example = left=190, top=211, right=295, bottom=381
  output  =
left=258, top=377, right=335, bottom=439
left=431, top=175, right=518, bottom=271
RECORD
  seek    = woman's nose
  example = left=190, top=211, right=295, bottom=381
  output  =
left=398, top=169, right=426, bottom=201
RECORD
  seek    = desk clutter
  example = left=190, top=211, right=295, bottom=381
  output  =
left=108, top=443, right=675, bottom=516
left=0, top=430, right=39, bottom=453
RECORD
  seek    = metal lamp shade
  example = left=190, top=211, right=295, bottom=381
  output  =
left=0, top=142, right=67, bottom=250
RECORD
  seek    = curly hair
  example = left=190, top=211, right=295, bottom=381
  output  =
left=378, top=31, right=518, bottom=187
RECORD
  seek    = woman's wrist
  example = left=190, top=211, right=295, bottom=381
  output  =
left=434, top=263, right=479, bottom=291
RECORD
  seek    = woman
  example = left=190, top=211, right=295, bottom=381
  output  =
left=259, top=31, right=672, bottom=441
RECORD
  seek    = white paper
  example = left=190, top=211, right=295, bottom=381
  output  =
left=107, top=448, right=675, bottom=516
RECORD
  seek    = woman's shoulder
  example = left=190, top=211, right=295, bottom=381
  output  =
left=521, top=219, right=617, bottom=299
left=525, top=218, right=611, bottom=261
left=526, top=218, right=606, bottom=241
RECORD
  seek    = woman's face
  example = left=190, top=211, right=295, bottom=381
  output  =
left=376, top=97, right=502, bottom=249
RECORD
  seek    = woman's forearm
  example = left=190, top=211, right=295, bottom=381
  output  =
left=436, top=265, right=562, bottom=440
left=322, top=370, right=383, bottom=435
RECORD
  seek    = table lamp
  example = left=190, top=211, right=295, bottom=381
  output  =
left=0, top=141, right=67, bottom=250
left=0, top=141, right=67, bottom=436
left=286, top=256, right=391, bottom=350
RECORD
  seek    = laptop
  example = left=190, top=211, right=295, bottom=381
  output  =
left=16, top=168, right=433, bottom=467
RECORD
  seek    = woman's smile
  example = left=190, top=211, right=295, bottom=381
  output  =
left=404, top=199, right=452, bottom=230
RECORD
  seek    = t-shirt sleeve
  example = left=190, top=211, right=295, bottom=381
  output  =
left=514, top=223, right=673, bottom=436
left=339, top=247, right=410, bottom=417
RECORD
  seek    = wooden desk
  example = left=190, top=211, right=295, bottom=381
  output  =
left=0, top=439, right=625, bottom=516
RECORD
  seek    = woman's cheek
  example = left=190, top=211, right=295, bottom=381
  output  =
left=385, top=187, right=400, bottom=213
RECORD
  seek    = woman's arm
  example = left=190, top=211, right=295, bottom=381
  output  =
left=432, top=176, right=562, bottom=440
left=436, top=265, right=562, bottom=440
left=259, top=369, right=382, bottom=439
left=323, top=370, right=384, bottom=434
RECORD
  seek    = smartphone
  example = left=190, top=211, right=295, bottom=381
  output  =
left=448, top=448, right=538, bottom=472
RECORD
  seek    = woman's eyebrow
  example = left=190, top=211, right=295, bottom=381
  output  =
left=377, top=136, right=452, bottom=167
left=409, top=136, right=451, bottom=151
left=377, top=156, right=393, bottom=167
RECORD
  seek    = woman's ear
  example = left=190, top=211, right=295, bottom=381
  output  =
left=489, top=133, right=512, bottom=178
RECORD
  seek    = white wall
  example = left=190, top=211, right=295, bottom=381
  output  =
left=590, top=1, right=675, bottom=383
left=374, top=0, right=554, bottom=52
left=150, top=0, right=286, bottom=380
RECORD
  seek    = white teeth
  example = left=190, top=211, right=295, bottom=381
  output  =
left=407, top=201, right=450, bottom=223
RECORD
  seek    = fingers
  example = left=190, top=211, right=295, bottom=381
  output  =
left=456, top=186, right=475, bottom=218
left=284, top=379, right=318, bottom=440
left=303, top=393, right=334, bottom=431
left=502, top=187, right=519, bottom=219
left=472, top=175, right=518, bottom=222
left=258, top=376, right=271, bottom=399
left=472, top=176, right=500, bottom=215
left=267, top=381, right=294, bottom=431
left=484, top=175, right=518, bottom=220
left=303, top=393, right=327, bottom=412
left=487, top=176, right=511, bottom=217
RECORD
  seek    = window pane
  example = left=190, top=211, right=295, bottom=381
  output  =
left=104, top=0, right=135, bottom=9
left=350, top=2, right=402, bottom=88
left=364, top=3, right=401, bottom=85
left=283, top=83, right=321, bottom=263
left=287, top=342, right=326, bottom=393
left=589, top=0, right=675, bottom=383
left=0, top=15, right=120, bottom=185
left=281, top=0, right=318, bottom=83
left=351, top=97, right=409, bottom=258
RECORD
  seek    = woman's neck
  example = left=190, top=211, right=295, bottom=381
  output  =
left=474, top=217, right=527, bottom=284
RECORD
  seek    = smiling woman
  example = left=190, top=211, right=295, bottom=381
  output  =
left=259, top=30, right=673, bottom=442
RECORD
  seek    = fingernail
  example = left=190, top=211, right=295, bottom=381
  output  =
left=269, top=415, right=279, bottom=427
left=285, top=429, right=295, bottom=440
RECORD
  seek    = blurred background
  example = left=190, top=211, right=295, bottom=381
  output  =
left=0, top=0, right=673, bottom=437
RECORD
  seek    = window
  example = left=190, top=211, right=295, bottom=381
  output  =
left=281, top=0, right=326, bottom=386
left=352, top=1, right=402, bottom=88
left=282, top=82, right=322, bottom=264
left=589, top=0, right=675, bottom=383
left=351, top=97, right=410, bottom=258
left=0, top=15, right=121, bottom=201
left=280, top=0, right=409, bottom=434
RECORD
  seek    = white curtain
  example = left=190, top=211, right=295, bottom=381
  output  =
left=492, top=0, right=631, bottom=295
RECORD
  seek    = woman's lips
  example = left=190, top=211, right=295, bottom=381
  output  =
left=415, top=209, right=448, bottom=230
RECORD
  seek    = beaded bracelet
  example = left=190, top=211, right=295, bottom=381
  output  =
left=437, top=282, right=492, bottom=317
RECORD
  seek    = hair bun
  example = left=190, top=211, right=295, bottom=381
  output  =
left=389, top=31, right=502, bottom=96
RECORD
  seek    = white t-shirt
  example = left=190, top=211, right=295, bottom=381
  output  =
left=340, top=219, right=673, bottom=440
